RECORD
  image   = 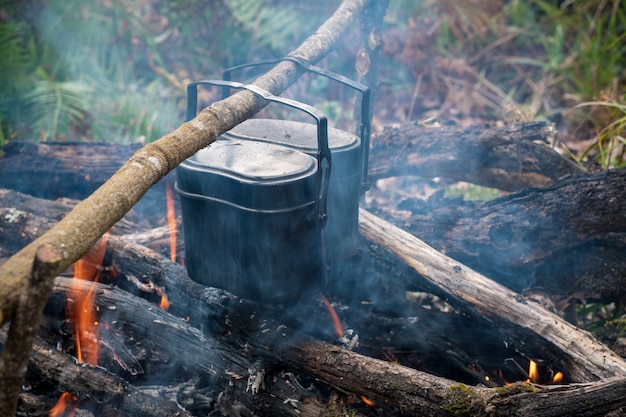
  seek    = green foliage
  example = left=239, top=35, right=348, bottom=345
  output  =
left=576, top=100, right=626, bottom=169
left=225, top=0, right=308, bottom=53
left=0, top=0, right=340, bottom=144
left=20, top=80, right=93, bottom=141
left=445, top=183, right=501, bottom=201
left=386, top=0, right=625, bottom=168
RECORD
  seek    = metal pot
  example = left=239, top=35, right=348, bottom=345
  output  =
left=176, top=81, right=331, bottom=303
left=223, top=57, right=370, bottom=264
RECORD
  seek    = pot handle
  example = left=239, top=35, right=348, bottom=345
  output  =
left=223, top=56, right=371, bottom=193
left=186, top=79, right=332, bottom=231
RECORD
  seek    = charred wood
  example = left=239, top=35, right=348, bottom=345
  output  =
left=3, top=189, right=626, bottom=383
left=358, top=208, right=626, bottom=382
left=44, top=278, right=376, bottom=416
left=0, top=327, right=194, bottom=417
left=379, top=169, right=626, bottom=302
left=368, top=121, right=583, bottom=190
left=27, top=277, right=626, bottom=417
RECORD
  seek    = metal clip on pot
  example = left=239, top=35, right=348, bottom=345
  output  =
left=223, top=56, right=371, bottom=193
left=185, top=79, right=332, bottom=230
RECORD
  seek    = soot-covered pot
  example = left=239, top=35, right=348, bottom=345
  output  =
left=176, top=81, right=331, bottom=304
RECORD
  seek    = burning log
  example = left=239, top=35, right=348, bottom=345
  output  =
left=0, top=327, right=195, bottom=417
left=4, top=191, right=625, bottom=381
left=16, top=274, right=626, bottom=417
left=358, top=208, right=626, bottom=382
left=2, top=194, right=626, bottom=414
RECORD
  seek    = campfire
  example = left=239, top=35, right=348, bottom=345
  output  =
left=3, top=133, right=626, bottom=416
left=2, top=1, right=626, bottom=416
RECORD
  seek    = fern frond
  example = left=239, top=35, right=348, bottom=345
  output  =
left=21, top=80, right=94, bottom=141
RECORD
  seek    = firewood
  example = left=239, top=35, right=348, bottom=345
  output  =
left=369, top=121, right=582, bottom=190
left=358, top=208, right=626, bottom=382
left=380, top=169, right=626, bottom=303
left=3, top=189, right=626, bottom=384
left=0, top=327, right=194, bottom=417
left=28, top=277, right=626, bottom=417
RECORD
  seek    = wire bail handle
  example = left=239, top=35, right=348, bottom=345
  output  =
left=223, top=56, right=371, bottom=193
left=186, top=79, right=332, bottom=231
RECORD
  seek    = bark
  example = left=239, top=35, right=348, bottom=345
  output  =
left=384, top=169, right=626, bottom=302
left=369, top=121, right=583, bottom=190
left=0, top=245, right=61, bottom=415
left=358, top=208, right=626, bottom=382
left=0, top=328, right=195, bottom=417
left=23, top=277, right=626, bottom=417
left=0, top=0, right=371, bottom=325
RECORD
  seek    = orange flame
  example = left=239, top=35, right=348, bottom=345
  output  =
left=527, top=359, right=538, bottom=383
left=69, top=232, right=109, bottom=365
left=320, top=294, right=343, bottom=338
left=360, top=395, right=375, bottom=406
left=158, top=291, right=171, bottom=311
left=49, top=392, right=77, bottom=417
left=165, top=180, right=177, bottom=263
left=552, top=371, right=564, bottom=383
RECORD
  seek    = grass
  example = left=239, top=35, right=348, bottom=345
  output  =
left=575, top=100, right=626, bottom=169
left=381, top=0, right=625, bottom=169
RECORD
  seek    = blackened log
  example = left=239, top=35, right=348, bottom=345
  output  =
left=3, top=190, right=626, bottom=383
left=42, top=278, right=626, bottom=417
left=0, top=141, right=139, bottom=200
left=369, top=121, right=583, bottom=190
left=45, top=279, right=380, bottom=417
left=358, top=208, right=626, bottom=382
left=383, top=169, right=626, bottom=301
left=0, top=328, right=194, bottom=417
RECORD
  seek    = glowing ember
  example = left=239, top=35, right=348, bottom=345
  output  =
left=165, top=180, right=177, bottom=263
left=360, top=395, right=375, bottom=406
left=552, top=371, right=564, bottom=383
left=49, top=392, right=77, bottom=417
left=320, top=294, right=343, bottom=338
left=68, top=232, right=109, bottom=365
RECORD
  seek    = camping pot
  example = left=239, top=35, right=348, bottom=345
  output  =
left=176, top=80, right=331, bottom=303
left=223, top=56, right=370, bottom=264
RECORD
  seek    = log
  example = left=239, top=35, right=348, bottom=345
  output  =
left=0, top=328, right=194, bottom=417
left=43, top=278, right=394, bottom=416
left=382, top=169, right=626, bottom=302
left=24, top=278, right=626, bottom=417
left=369, top=121, right=583, bottom=190
left=2, top=188, right=626, bottom=384
left=3, top=167, right=626, bottom=306
left=0, top=188, right=616, bottom=383
left=358, top=208, right=626, bottom=382
left=0, top=122, right=579, bottom=201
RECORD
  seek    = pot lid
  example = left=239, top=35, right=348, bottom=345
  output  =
left=177, top=138, right=318, bottom=211
left=226, top=119, right=359, bottom=153
left=187, top=138, right=316, bottom=182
